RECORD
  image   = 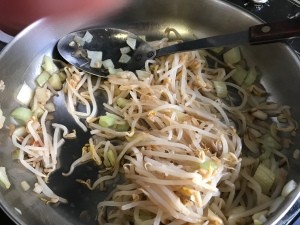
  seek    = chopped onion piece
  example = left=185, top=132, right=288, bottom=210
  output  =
left=293, top=149, right=300, bottom=159
left=0, top=167, right=11, bottom=189
left=252, top=210, right=268, bottom=225
left=74, top=35, right=85, bottom=46
left=103, top=59, right=115, bottom=69
left=126, top=37, right=137, bottom=50
left=36, top=71, right=50, bottom=87
left=117, top=98, right=130, bottom=108
left=120, top=46, right=131, bottom=54
left=108, top=67, right=123, bottom=74
left=118, top=54, right=131, bottom=64
left=136, top=70, right=151, bottom=80
left=90, top=59, right=102, bottom=68
left=58, top=71, right=67, bottom=82
left=281, top=180, right=297, bottom=197
left=0, top=109, right=5, bottom=129
left=16, top=82, right=34, bottom=106
left=0, top=80, right=5, bottom=92
left=11, top=107, right=33, bottom=125
left=35, top=87, right=52, bottom=105
left=244, top=66, right=258, bottom=86
left=87, top=50, right=103, bottom=60
left=69, top=41, right=76, bottom=47
left=231, top=66, right=247, bottom=85
left=223, top=47, right=241, bottom=65
left=83, top=31, right=93, bottom=43
left=138, top=35, right=146, bottom=41
left=42, top=55, right=59, bottom=74
left=213, top=81, right=227, bottom=98
left=107, top=150, right=116, bottom=167
left=253, top=163, right=275, bottom=194
left=20, top=180, right=30, bottom=191
left=48, top=74, right=62, bottom=91
left=99, top=115, right=116, bottom=127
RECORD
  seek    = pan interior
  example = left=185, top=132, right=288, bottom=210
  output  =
left=0, top=1, right=300, bottom=225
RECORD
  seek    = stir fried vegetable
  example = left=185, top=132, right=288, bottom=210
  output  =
left=9, top=31, right=298, bottom=225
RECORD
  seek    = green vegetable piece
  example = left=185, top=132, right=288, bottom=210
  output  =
left=99, top=115, right=116, bottom=127
left=42, top=55, right=58, bottom=74
left=243, top=66, right=258, bottom=86
left=0, top=167, right=11, bottom=189
left=115, top=122, right=130, bottom=132
left=213, top=81, right=228, bottom=98
left=116, top=98, right=130, bottom=108
left=223, top=47, right=241, bottom=65
left=253, top=164, right=275, bottom=194
left=58, top=71, right=67, bottom=82
left=36, top=71, right=50, bottom=87
left=231, top=66, right=247, bottom=85
left=139, top=210, right=155, bottom=221
left=11, top=107, right=33, bottom=125
left=107, top=150, right=116, bottom=167
left=261, top=134, right=281, bottom=150
left=48, top=73, right=63, bottom=91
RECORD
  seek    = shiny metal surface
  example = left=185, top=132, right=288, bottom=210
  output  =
left=0, top=0, right=300, bottom=225
left=57, top=28, right=154, bottom=76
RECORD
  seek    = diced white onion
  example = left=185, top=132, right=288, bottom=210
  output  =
left=118, top=54, right=131, bottom=64
left=20, top=180, right=30, bottom=191
left=0, top=167, right=11, bottom=189
left=103, top=59, right=115, bottom=69
left=0, top=109, right=5, bottom=129
left=68, top=41, right=76, bottom=47
left=138, top=35, right=146, bottom=41
left=281, top=180, right=297, bottom=197
left=126, top=37, right=137, bottom=50
left=83, top=31, right=93, bottom=43
left=87, top=51, right=103, bottom=68
left=87, top=50, right=103, bottom=61
left=120, top=46, right=131, bottom=54
left=293, top=149, right=300, bottom=159
left=0, top=80, right=5, bottom=92
left=16, top=82, right=34, bottom=106
left=74, top=35, right=85, bottom=46
left=42, top=55, right=59, bottom=74
left=90, top=59, right=102, bottom=68
left=223, top=47, right=241, bottom=65
left=108, top=68, right=123, bottom=75
left=136, top=70, right=151, bottom=80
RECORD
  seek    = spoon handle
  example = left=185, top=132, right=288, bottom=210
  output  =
left=155, top=18, right=300, bottom=58
left=249, top=18, right=300, bottom=44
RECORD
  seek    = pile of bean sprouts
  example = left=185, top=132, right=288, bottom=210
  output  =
left=11, top=36, right=298, bottom=225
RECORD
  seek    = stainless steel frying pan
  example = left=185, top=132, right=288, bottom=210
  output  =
left=1, top=0, right=300, bottom=224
